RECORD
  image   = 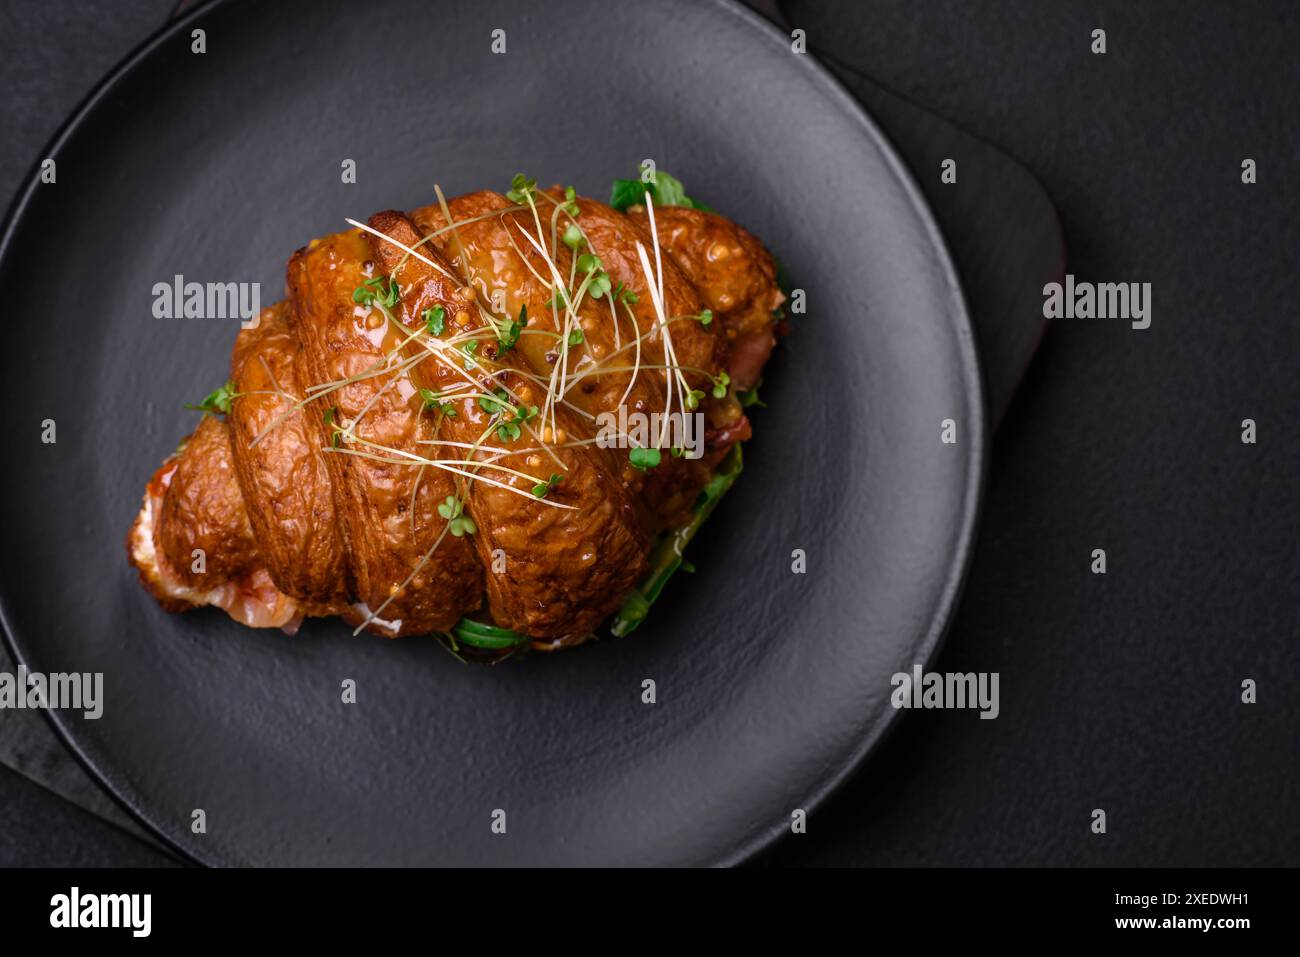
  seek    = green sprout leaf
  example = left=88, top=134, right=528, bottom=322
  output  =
left=420, top=388, right=455, bottom=417
left=562, top=223, right=584, bottom=250
left=477, top=388, right=512, bottom=416
left=423, top=305, right=446, bottom=336
left=438, top=495, right=477, bottom=536
left=629, top=447, right=662, bottom=472
left=712, top=371, right=731, bottom=399
left=531, top=472, right=563, bottom=498
left=505, top=172, right=536, bottom=203
left=479, top=388, right=535, bottom=443
left=587, top=270, right=612, bottom=300
left=323, top=406, right=342, bottom=448
left=352, top=274, right=400, bottom=309
left=497, top=305, right=525, bottom=353
left=185, top=380, right=237, bottom=416
left=496, top=405, right=537, bottom=444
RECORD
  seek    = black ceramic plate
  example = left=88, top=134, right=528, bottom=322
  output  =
left=0, top=0, right=984, bottom=866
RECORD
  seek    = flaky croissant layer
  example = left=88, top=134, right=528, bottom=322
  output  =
left=128, top=188, right=784, bottom=645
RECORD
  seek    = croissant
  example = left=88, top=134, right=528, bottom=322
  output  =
left=127, top=179, right=785, bottom=654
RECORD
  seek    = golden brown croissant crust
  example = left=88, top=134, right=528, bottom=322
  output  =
left=127, top=186, right=784, bottom=649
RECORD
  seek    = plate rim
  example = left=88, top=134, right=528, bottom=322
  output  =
left=707, top=0, right=988, bottom=866
left=0, top=0, right=988, bottom=867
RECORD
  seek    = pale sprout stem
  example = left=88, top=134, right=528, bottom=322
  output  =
left=354, top=521, right=451, bottom=635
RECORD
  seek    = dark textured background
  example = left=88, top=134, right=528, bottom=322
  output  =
left=1, top=0, right=1296, bottom=866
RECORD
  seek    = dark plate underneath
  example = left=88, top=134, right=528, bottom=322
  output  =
left=0, top=0, right=984, bottom=866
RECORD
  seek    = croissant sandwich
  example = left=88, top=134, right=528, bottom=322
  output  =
left=127, top=171, right=787, bottom=657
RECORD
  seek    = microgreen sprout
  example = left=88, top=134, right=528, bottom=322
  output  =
left=323, top=406, right=342, bottom=448
left=588, top=271, right=612, bottom=299
left=419, top=388, right=456, bottom=417
left=562, top=223, right=584, bottom=250
left=531, top=472, right=563, bottom=498
left=478, top=388, right=537, bottom=443
left=185, top=380, right=237, bottom=416
left=573, top=252, right=613, bottom=299
left=461, top=340, right=479, bottom=370
left=497, top=305, right=525, bottom=353
left=352, top=274, right=400, bottom=309
left=629, top=447, right=661, bottom=471
left=694, top=309, right=713, bottom=328
left=423, top=305, right=446, bottom=336
left=496, top=404, right=537, bottom=443
left=712, top=371, right=730, bottom=399
left=477, top=388, right=512, bottom=416
left=505, top=173, right=537, bottom=203
left=437, top=495, right=477, bottom=536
